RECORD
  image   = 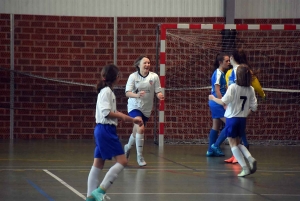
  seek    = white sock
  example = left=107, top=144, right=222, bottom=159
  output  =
left=238, top=144, right=251, bottom=158
left=87, top=166, right=101, bottom=197
left=100, top=163, right=124, bottom=191
left=231, top=146, right=247, bottom=167
left=127, top=134, right=135, bottom=149
left=136, top=133, right=144, bottom=156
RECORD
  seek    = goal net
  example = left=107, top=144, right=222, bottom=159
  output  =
left=158, top=24, right=300, bottom=145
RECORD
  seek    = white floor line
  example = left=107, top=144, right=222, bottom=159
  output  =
left=43, top=169, right=86, bottom=200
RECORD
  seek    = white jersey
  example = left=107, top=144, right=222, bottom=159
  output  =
left=222, top=83, right=257, bottom=118
left=95, top=86, right=118, bottom=126
left=126, top=71, right=162, bottom=117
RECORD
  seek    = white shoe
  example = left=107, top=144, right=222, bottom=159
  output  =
left=124, top=144, right=131, bottom=159
left=137, top=155, right=147, bottom=166
left=237, top=166, right=251, bottom=177
left=247, top=156, right=257, bottom=174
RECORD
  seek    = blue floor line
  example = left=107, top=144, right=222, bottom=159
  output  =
left=26, top=179, right=55, bottom=201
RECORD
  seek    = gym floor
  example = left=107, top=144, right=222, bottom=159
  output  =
left=1, top=139, right=300, bottom=201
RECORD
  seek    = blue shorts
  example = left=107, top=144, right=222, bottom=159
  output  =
left=128, top=109, right=149, bottom=126
left=93, top=124, right=124, bottom=160
left=208, top=100, right=225, bottom=119
left=224, top=117, right=246, bottom=138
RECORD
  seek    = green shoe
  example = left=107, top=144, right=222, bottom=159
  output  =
left=86, top=196, right=96, bottom=201
left=91, top=188, right=109, bottom=201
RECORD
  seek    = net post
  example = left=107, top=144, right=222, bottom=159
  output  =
left=10, top=14, right=14, bottom=140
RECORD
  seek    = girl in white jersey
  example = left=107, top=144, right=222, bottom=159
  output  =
left=124, top=56, right=164, bottom=166
left=209, top=64, right=258, bottom=177
left=86, top=64, right=143, bottom=201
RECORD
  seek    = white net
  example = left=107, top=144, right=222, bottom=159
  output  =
left=162, top=27, right=300, bottom=145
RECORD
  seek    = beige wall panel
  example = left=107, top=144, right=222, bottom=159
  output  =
left=235, top=0, right=300, bottom=19
left=0, top=0, right=224, bottom=17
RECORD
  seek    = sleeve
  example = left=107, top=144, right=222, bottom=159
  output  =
left=99, top=89, right=111, bottom=117
left=125, top=73, right=136, bottom=93
left=221, top=84, right=233, bottom=105
left=225, top=69, right=231, bottom=87
left=251, top=76, right=266, bottom=98
left=249, top=87, right=258, bottom=112
left=154, top=74, right=162, bottom=93
left=214, top=70, right=221, bottom=85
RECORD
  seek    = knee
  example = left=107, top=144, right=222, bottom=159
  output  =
left=137, top=125, right=145, bottom=134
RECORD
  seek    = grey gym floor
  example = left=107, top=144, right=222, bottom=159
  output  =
left=0, top=139, right=300, bottom=201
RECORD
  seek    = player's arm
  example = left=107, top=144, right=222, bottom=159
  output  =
left=214, top=84, right=222, bottom=99
left=249, top=87, right=258, bottom=112
left=154, top=74, right=164, bottom=100
left=251, top=75, right=266, bottom=98
left=208, top=95, right=225, bottom=106
left=108, top=111, right=143, bottom=126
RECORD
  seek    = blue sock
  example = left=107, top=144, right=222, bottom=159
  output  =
left=208, top=129, right=218, bottom=151
left=214, top=128, right=227, bottom=147
left=241, top=130, right=249, bottom=147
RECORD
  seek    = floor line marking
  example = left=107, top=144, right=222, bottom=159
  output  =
left=26, top=179, right=55, bottom=201
left=43, top=169, right=86, bottom=200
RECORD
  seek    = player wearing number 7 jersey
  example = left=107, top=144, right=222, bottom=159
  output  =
left=209, top=64, right=258, bottom=177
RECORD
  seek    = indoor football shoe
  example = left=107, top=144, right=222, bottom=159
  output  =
left=206, top=150, right=214, bottom=157
left=91, top=188, right=110, bottom=201
left=211, top=144, right=225, bottom=156
left=232, top=156, right=238, bottom=164
left=86, top=196, right=96, bottom=201
left=247, top=156, right=257, bottom=173
left=237, top=166, right=251, bottom=177
left=137, top=155, right=147, bottom=166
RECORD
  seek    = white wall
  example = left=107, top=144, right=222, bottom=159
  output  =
left=235, top=0, right=300, bottom=19
left=0, top=0, right=224, bottom=17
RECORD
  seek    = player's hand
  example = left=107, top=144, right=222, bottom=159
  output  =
left=133, top=117, right=143, bottom=127
left=208, top=95, right=215, bottom=100
left=157, top=92, right=164, bottom=100
left=138, top=91, right=145, bottom=98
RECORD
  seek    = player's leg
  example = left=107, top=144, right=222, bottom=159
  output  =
left=241, top=130, right=249, bottom=148
left=227, top=118, right=250, bottom=177
left=229, top=137, right=250, bottom=177
left=136, top=123, right=146, bottom=166
left=92, top=155, right=127, bottom=201
left=124, top=125, right=137, bottom=160
left=86, top=157, right=105, bottom=201
left=91, top=128, right=126, bottom=201
left=207, top=101, right=225, bottom=156
left=206, top=118, right=220, bottom=156
left=238, top=144, right=256, bottom=173
left=211, top=117, right=226, bottom=156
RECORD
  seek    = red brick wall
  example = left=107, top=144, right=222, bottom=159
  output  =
left=1, top=14, right=299, bottom=143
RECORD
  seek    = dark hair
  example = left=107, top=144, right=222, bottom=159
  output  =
left=213, top=52, right=229, bottom=71
left=96, top=64, right=119, bottom=93
left=231, top=49, right=248, bottom=65
left=236, top=64, right=252, bottom=87
left=231, top=48, right=259, bottom=79
left=134, top=55, right=150, bottom=71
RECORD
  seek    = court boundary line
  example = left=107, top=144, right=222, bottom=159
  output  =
left=43, top=169, right=86, bottom=200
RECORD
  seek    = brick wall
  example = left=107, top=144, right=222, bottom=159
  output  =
left=1, top=14, right=299, bottom=142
